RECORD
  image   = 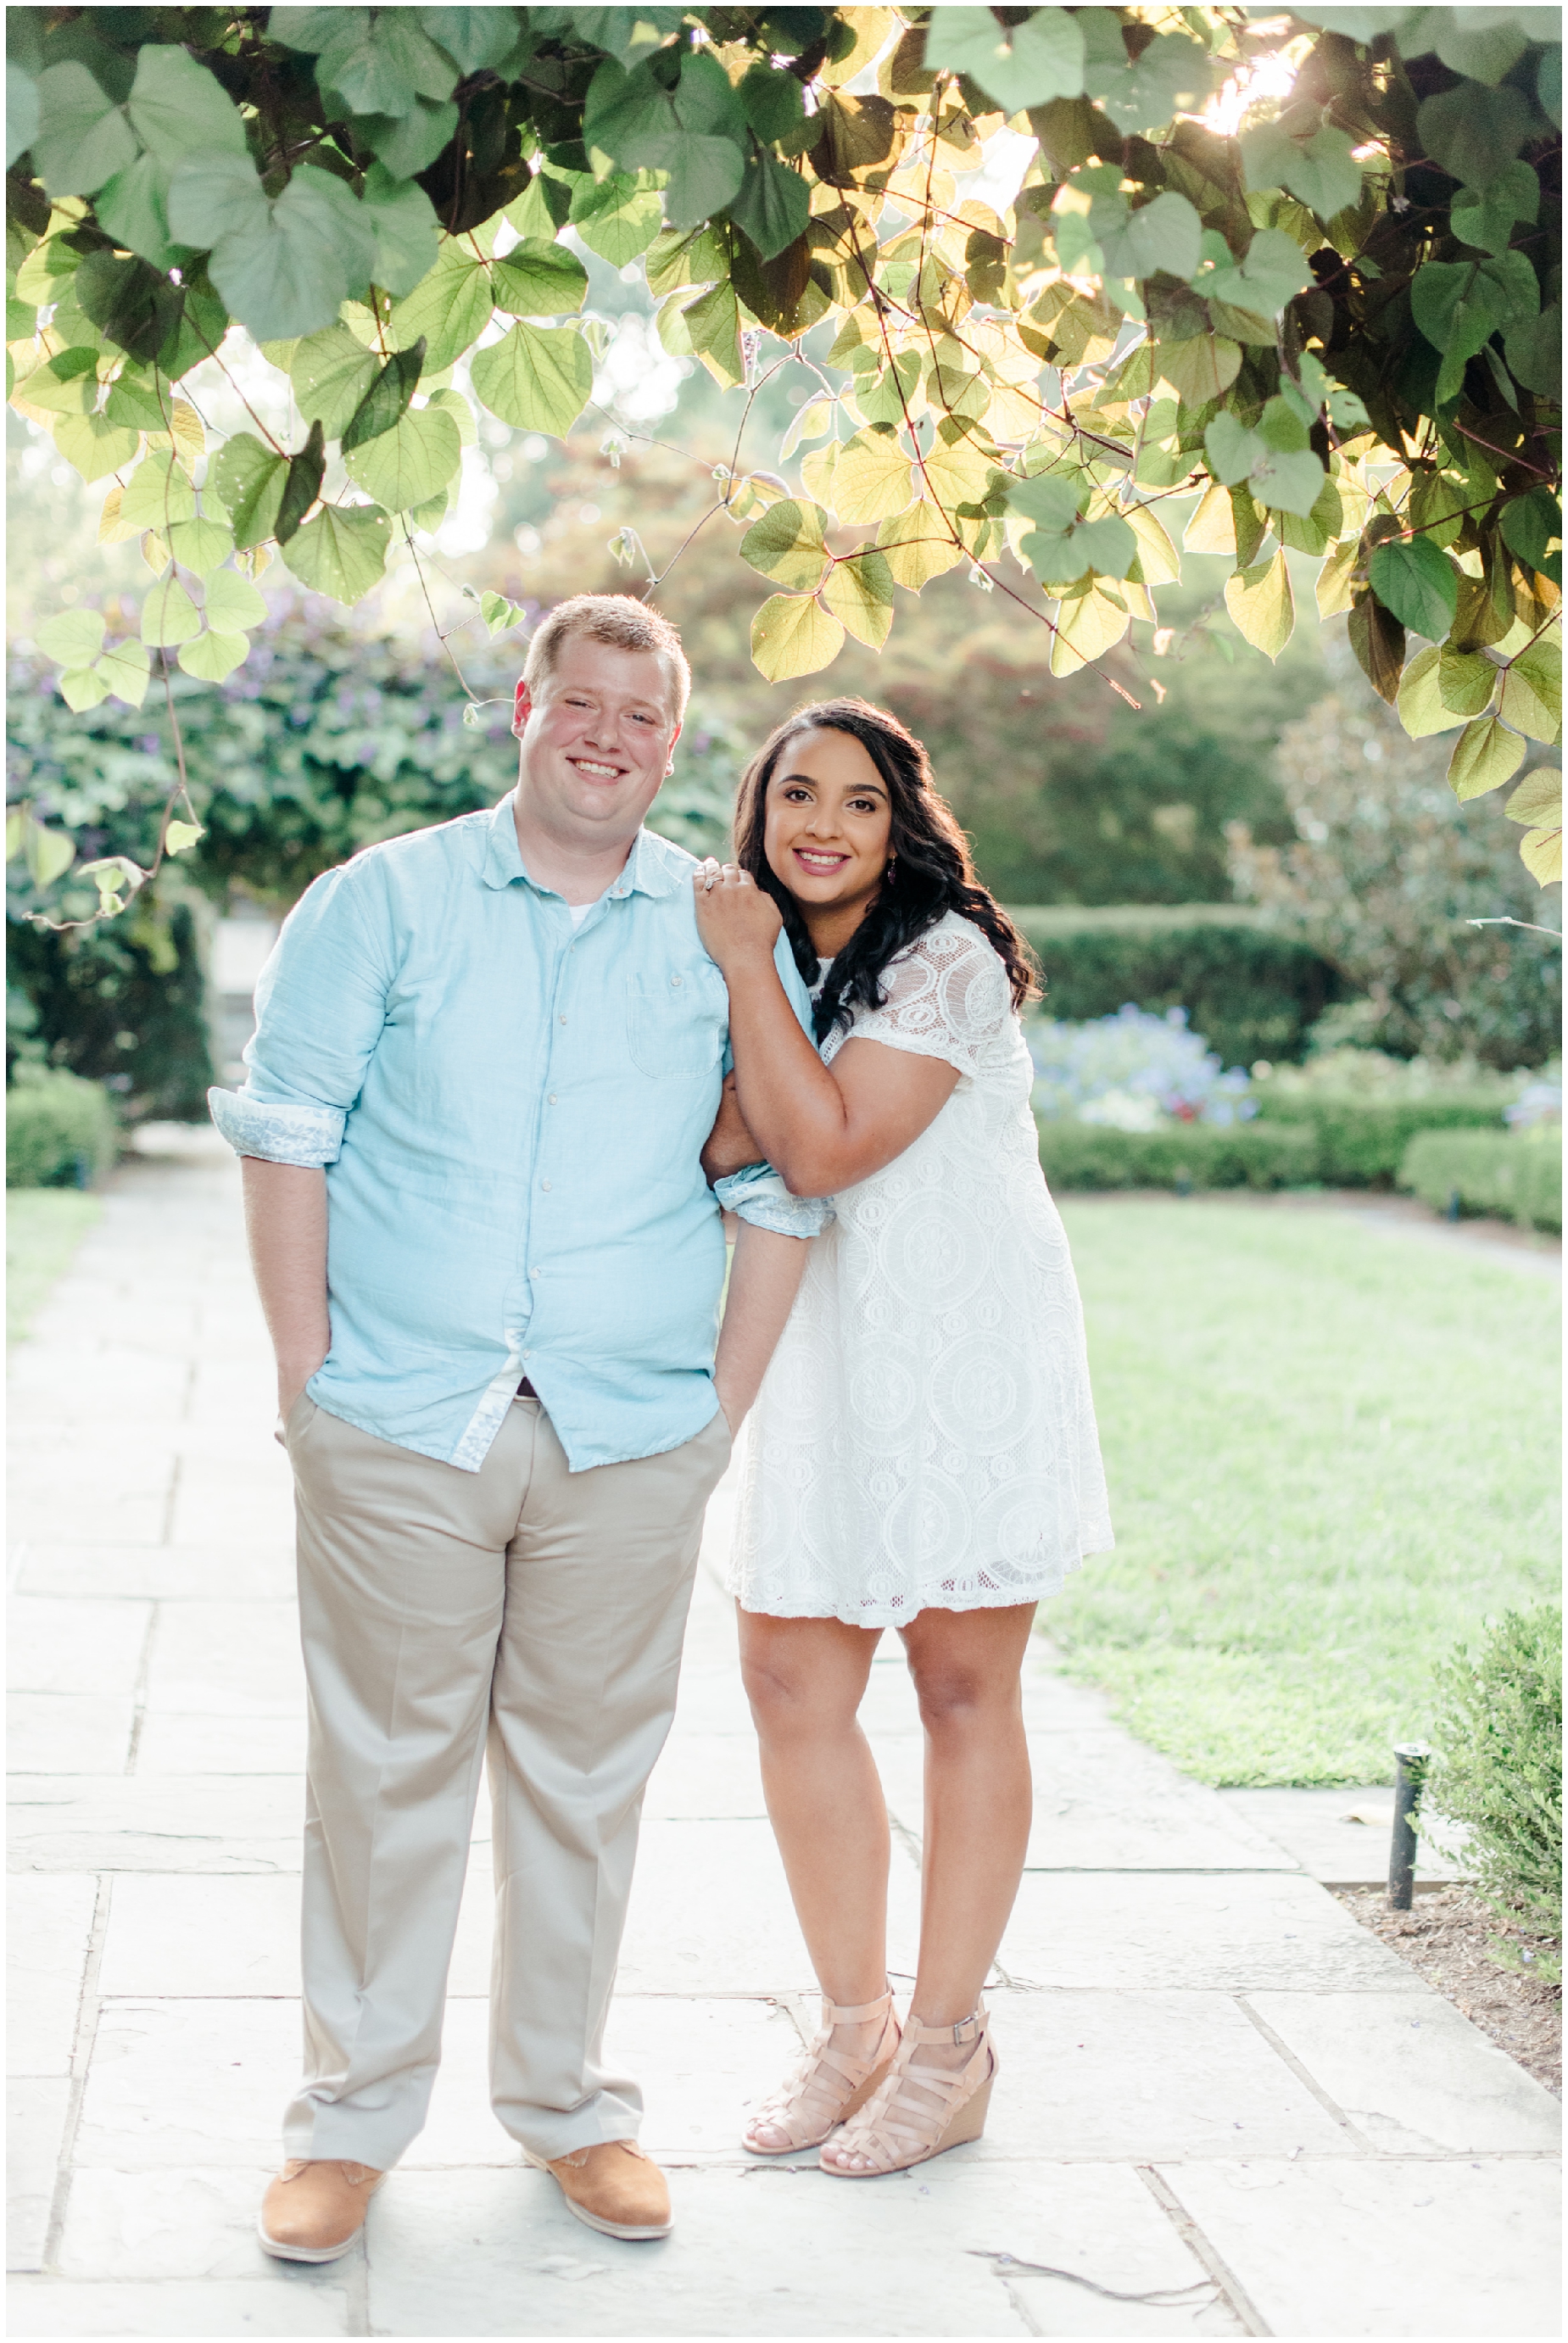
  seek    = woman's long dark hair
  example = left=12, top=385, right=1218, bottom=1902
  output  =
left=734, top=698, right=1039, bottom=1043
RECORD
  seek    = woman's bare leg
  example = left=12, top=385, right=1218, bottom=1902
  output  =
left=820, top=1602, right=1035, bottom=2167
left=739, top=1606, right=889, bottom=2144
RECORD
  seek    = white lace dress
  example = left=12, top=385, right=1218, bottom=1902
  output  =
left=728, top=912, right=1113, bottom=1627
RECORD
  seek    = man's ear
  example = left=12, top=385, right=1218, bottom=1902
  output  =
left=512, top=678, right=531, bottom=739
left=664, top=716, right=683, bottom=776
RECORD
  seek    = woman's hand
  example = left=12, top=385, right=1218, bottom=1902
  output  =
left=701, top=1073, right=763, bottom=1184
left=694, top=861, right=782, bottom=970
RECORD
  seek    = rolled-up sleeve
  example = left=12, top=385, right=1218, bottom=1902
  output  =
left=715, top=1163, right=832, bottom=1236
left=208, top=862, right=392, bottom=1166
left=714, top=933, right=830, bottom=1237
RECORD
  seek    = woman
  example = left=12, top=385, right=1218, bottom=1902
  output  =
left=693, top=699, right=1113, bottom=2178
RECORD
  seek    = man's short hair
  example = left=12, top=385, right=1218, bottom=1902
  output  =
left=523, top=594, right=690, bottom=722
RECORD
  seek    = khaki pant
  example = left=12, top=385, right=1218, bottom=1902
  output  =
left=282, top=1394, right=730, bottom=2168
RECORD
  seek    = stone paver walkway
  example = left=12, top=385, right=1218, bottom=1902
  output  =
left=8, top=1148, right=1560, bottom=2338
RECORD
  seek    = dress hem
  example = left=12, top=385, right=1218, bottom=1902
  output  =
left=725, top=1535, right=1113, bottom=1629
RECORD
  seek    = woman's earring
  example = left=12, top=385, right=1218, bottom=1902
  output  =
left=884, top=852, right=897, bottom=885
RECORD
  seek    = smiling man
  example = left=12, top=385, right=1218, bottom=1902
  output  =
left=209, top=596, right=823, bottom=2262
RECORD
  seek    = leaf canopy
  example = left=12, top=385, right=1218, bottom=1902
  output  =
left=7, top=2, right=1563, bottom=923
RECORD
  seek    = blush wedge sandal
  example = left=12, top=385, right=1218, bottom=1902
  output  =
left=742, top=1987, right=901, bottom=2155
left=819, top=2003, right=996, bottom=2176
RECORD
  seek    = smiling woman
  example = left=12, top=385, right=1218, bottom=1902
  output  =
left=689, top=696, right=1113, bottom=2178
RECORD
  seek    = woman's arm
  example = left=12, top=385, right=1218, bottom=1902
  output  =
left=694, top=869, right=958, bottom=1195
left=713, top=1219, right=811, bottom=1430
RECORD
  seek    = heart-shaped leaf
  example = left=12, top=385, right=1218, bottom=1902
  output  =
left=343, top=401, right=462, bottom=513
left=491, top=240, right=590, bottom=319
left=739, top=499, right=831, bottom=591
left=177, top=628, right=251, bottom=682
left=1225, top=548, right=1295, bottom=659
left=1506, top=767, right=1563, bottom=828
left=470, top=322, right=594, bottom=438
left=750, top=592, right=845, bottom=682
left=202, top=567, right=268, bottom=633
left=281, top=504, right=392, bottom=603
left=924, top=5, right=1085, bottom=113
left=36, top=607, right=108, bottom=667
left=389, top=237, right=495, bottom=373
left=1447, top=713, right=1527, bottom=800
left=1369, top=537, right=1460, bottom=639
left=211, top=432, right=287, bottom=549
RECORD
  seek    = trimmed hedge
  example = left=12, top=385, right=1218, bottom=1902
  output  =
left=1431, top=1606, right=1562, bottom=1979
left=1010, top=907, right=1342, bottom=1069
left=6, top=1072, right=119, bottom=1189
left=1253, top=1093, right=1509, bottom=1185
left=1036, top=1118, right=1318, bottom=1192
left=1399, top=1129, right=1563, bottom=1235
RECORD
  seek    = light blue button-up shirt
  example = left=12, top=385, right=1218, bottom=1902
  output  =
left=209, top=794, right=824, bottom=1473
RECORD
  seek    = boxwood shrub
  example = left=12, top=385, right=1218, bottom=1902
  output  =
left=1036, top=1118, right=1319, bottom=1192
left=7, top=1070, right=119, bottom=1189
left=1430, top=1605, right=1562, bottom=1979
left=1399, top=1129, right=1563, bottom=1235
left=1010, top=907, right=1342, bottom=1070
left=1253, top=1093, right=1508, bottom=1185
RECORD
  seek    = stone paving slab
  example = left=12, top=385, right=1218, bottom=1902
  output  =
left=1159, top=2157, right=1562, bottom=2337
left=359, top=2159, right=1108, bottom=2337
left=1245, top=1990, right=1561, bottom=2154
left=9, top=1874, right=97, bottom=2074
left=10, top=1544, right=295, bottom=1604
left=9, top=2078, right=72, bottom=2273
left=8, top=1779, right=303, bottom=1874
left=99, top=1876, right=304, bottom=1998
left=8, top=1598, right=153, bottom=1701
left=1000, top=1872, right=1415, bottom=1993
left=8, top=1693, right=136, bottom=1777
left=968, top=1989, right=1356, bottom=2163
left=8, top=2275, right=354, bottom=2337
left=134, top=1715, right=305, bottom=1775
left=142, top=1601, right=304, bottom=1721
left=1219, top=1788, right=1465, bottom=1887
left=55, top=2165, right=293, bottom=2281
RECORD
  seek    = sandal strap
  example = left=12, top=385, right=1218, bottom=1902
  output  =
left=822, top=1989, right=896, bottom=2026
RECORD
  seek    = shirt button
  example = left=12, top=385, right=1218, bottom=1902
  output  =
left=671, top=973, right=683, bottom=987
left=559, top=1013, right=567, bottom=1024
left=547, top=1093, right=557, bottom=1105
left=530, top=1267, right=541, bottom=1278
left=522, top=1350, right=533, bottom=1361
left=541, top=1179, right=551, bottom=1191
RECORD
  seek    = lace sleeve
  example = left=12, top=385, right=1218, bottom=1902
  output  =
left=836, top=920, right=1013, bottom=1079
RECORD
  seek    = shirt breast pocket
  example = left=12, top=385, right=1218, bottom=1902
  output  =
left=625, top=965, right=728, bottom=1079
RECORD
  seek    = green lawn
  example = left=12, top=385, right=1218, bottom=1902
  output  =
left=1052, top=1198, right=1561, bottom=1788
left=7, top=1190, right=101, bottom=1345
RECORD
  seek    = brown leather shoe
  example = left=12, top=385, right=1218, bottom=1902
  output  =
left=527, top=2139, right=672, bottom=2240
left=257, top=2159, right=384, bottom=2262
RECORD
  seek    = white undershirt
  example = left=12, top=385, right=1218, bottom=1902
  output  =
left=566, top=896, right=602, bottom=929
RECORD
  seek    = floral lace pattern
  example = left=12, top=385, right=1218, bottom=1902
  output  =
left=728, top=913, right=1113, bottom=1627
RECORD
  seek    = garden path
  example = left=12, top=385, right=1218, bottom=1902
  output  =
left=8, top=1145, right=1560, bottom=2339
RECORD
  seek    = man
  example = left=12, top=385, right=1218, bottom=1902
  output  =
left=210, top=594, right=819, bottom=2260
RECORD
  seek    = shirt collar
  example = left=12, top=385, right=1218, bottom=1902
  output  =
left=481, top=793, right=684, bottom=902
